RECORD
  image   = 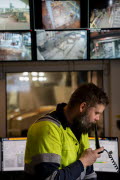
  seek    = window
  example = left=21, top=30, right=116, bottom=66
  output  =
left=6, top=70, right=103, bottom=137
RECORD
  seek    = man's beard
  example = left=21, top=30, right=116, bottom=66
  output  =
left=72, top=110, right=95, bottom=134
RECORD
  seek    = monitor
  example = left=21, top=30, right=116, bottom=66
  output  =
left=0, top=31, right=32, bottom=61
left=89, top=137, right=119, bottom=173
left=36, top=29, right=87, bottom=60
left=90, top=28, right=120, bottom=60
left=34, top=0, right=88, bottom=29
left=0, top=0, right=31, bottom=30
left=1, top=137, right=27, bottom=171
left=89, top=0, right=120, bottom=28
left=42, top=0, right=80, bottom=29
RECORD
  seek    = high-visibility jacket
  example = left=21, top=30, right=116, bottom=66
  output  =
left=25, top=104, right=97, bottom=179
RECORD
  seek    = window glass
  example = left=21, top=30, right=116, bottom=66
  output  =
left=6, top=71, right=103, bottom=137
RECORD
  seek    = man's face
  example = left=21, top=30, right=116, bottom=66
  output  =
left=72, top=104, right=105, bottom=134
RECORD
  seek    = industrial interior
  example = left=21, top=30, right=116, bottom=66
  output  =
left=90, top=0, right=120, bottom=28
left=37, top=30, right=87, bottom=60
left=0, top=32, right=31, bottom=60
left=42, top=0, right=80, bottom=29
left=90, top=29, right=120, bottom=59
left=0, top=0, right=30, bottom=30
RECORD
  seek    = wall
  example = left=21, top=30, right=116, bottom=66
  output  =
left=110, top=61, right=120, bottom=147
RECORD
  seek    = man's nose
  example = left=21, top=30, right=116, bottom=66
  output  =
left=95, top=115, right=100, bottom=121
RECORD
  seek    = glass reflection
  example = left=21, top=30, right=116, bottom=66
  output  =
left=6, top=71, right=103, bottom=137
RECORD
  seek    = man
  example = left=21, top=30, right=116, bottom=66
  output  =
left=24, top=83, right=109, bottom=180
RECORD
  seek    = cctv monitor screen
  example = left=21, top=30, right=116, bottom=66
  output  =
left=1, top=137, right=27, bottom=171
left=0, top=0, right=31, bottom=30
left=90, top=28, right=120, bottom=59
left=0, top=31, right=32, bottom=61
left=42, top=0, right=80, bottom=29
left=89, top=137, right=119, bottom=173
left=34, top=0, right=87, bottom=29
left=89, top=0, right=120, bottom=28
left=36, top=29, right=87, bottom=60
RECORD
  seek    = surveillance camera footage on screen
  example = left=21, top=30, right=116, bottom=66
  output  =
left=0, top=32, right=32, bottom=61
left=90, top=0, right=120, bottom=28
left=36, top=30, right=87, bottom=60
left=90, top=28, right=120, bottom=59
left=0, top=0, right=30, bottom=30
left=42, top=0, right=80, bottom=29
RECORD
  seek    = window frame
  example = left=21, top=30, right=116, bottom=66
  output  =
left=0, top=60, right=110, bottom=137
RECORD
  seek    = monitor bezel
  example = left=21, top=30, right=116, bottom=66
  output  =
left=36, top=28, right=89, bottom=61
left=0, top=30, right=35, bottom=62
left=0, top=137, right=27, bottom=172
left=34, top=0, right=88, bottom=29
left=90, top=28, right=120, bottom=60
left=0, top=0, right=34, bottom=30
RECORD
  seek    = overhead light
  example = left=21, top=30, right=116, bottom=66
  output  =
left=38, top=77, right=47, bottom=81
left=19, top=77, right=24, bottom=81
left=32, top=77, right=38, bottom=81
left=16, top=116, right=22, bottom=121
left=23, top=72, right=28, bottom=76
left=24, top=77, right=29, bottom=81
left=31, top=72, right=38, bottom=76
left=39, top=72, right=45, bottom=76
left=19, top=77, right=29, bottom=81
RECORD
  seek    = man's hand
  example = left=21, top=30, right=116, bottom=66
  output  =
left=79, top=147, right=104, bottom=168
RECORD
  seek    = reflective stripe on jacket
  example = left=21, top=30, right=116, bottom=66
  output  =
left=25, top=114, right=90, bottom=176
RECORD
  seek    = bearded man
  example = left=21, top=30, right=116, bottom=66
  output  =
left=24, top=83, right=109, bottom=180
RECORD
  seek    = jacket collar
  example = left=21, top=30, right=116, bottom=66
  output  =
left=49, top=103, right=70, bottom=130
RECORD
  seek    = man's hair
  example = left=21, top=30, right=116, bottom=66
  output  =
left=67, top=83, right=109, bottom=109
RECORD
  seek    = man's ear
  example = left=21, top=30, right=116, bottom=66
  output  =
left=79, top=102, right=87, bottom=112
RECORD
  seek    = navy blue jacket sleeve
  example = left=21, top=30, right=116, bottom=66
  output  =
left=25, top=160, right=84, bottom=180
left=25, top=160, right=97, bottom=180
